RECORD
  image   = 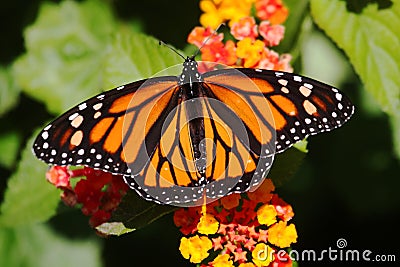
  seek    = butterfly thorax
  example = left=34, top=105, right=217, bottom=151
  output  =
left=178, top=57, right=203, bottom=89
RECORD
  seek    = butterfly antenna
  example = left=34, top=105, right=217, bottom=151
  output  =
left=192, top=23, right=225, bottom=59
left=159, top=41, right=186, bottom=60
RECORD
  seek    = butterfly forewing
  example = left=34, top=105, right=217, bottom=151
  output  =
left=33, top=77, right=178, bottom=176
left=204, top=68, right=354, bottom=153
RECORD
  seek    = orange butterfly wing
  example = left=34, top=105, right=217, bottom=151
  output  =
left=34, top=63, right=354, bottom=206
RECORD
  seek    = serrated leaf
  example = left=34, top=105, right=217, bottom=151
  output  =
left=0, top=66, right=20, bottom=117
left=12, top=0, right=116, bottom=115
left=0, top=224, right=101, bottom=267
left=310, top=0, right=400, bottom=155
left=0, top=131, right=60, bottom=226
left=100, top=190, right=175, bottom=235
left=103, top=30, right=184, bottom=89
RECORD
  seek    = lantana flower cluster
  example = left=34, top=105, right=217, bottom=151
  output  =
left=190, top=0, right=292, bottom=72
left=46, top=166, right=128, bottom=227
left=175, top=179, right=297, bottom=267
left=176, top=1, right=297, bottom=266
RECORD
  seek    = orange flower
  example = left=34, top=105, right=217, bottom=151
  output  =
left=272, top=194, right=295, bottom=222
left=201, top=39, right=238, bottom=66
left=236, top=38, right=265, bottom=68
left=188, top=26, right=223, bottom=48
left=255, top=0, right=289, bottom=25
left=247, top=178, right=275, bottom=203
left=220, top=193, right=241, bottom=209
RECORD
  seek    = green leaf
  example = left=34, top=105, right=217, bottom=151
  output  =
left=0, top=131, right=60, bottom=226
left=95, top=222, right=134, bottom=236
left=103, top=30, right=184, bottom=89
left=390, top=115, right=400, bottom=157
left=0, top=131, right=21, bottom=169
left=310, top=0, right=400, bottom=155
left=278, top=0, right=310, bottom=56
left=97, top=191, right=176, bottom=236
left=0, top=66, right=20, bottom=117
left=269, top=145, right=307, bottom=187
left=12, top=0, right=116, bottom=115
left=0, top=224, right=101, bottom=267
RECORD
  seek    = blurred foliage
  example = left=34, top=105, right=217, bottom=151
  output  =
left=0, top=0, right=399, bottom=266
left=310, top=0, right=400, bottom=157
left=0, top=224, right=101, bottom=267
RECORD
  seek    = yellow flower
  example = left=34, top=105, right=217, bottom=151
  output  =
left=252, top=243, right=274, bottom=267
left=267, top=221, right=298, bottom=248
left=256, top=204, right=277, bottom=226
left=200, top=0, right=224, bottom=29
left=179, top=235, right=213, bottom=263
left=236, top=38, right=265, bottom=68
left=199, top=0, right=256, bottom=29
left=198, top=212, right=220, bottom=235
left=211, top=254, right=234, bottom=267
left=239, top=263, right=256, bottom=267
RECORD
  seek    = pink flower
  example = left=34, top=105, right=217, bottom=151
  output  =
left=259, top=20, right=285, bottom=46
left=231, top=17, right=258, bottom=41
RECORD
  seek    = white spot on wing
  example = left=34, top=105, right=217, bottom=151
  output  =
left=41, top=131, right=49, bottom=140
left=93, top=103, right=103, bottom=110
left=304, top=83, right=313, bottom=89
left=299, top=86, right=312, bottom=97
left=294, top=76, right=302, bottom=82
left=68, top=113, right=79, bottom=121
left=94, top=111, right=101, bottom=119
left=78, top=103, right=87, bottom=110
left=71, top=115, right=84, bottom=128
left=281, top=87, right=289, bottom=94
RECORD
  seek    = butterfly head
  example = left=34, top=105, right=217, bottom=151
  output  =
left=179, top=56, right=203, bottom=86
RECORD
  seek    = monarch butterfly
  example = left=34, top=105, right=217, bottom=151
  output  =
left=33, top=56, right=354, bottom=206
